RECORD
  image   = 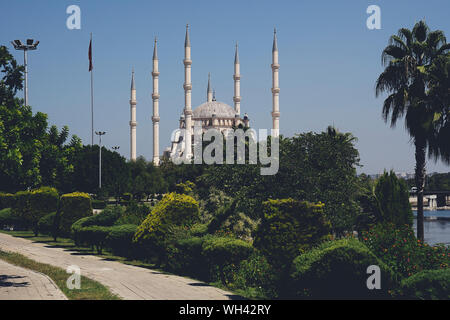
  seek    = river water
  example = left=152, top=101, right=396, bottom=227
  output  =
left=413, top=210, right=450, bottom=246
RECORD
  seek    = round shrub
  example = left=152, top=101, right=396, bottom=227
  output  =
left=70, top=216, right=91, bottom=246
left=254, top=199, right=332, bottom=270
left=233, top=253, right=279, bottom=299
left=202, top=236, right=254, bottom=284
left=133, top=192, right=199, bottom=261
left=166, top=236, right=209, bottom=280
left=398, top=269, right=450, bottom=300
left=290, top=238, right=395, bottom=299
left=106, top=224, right=138, bottom=258
left=37, top=212, right=57, bottom=239
left=57, top=192, right=92, bottom=236
left=83, top=206, right=122, bottom=227
left=28, top=187, right=59, bottom=235
left=77, top=225, right=111, bottom=254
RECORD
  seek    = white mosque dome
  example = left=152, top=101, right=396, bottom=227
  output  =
left=193, top=101, right=236, bottom=119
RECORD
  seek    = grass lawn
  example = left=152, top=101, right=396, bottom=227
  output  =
left=0, top=249, right=119, bottom=300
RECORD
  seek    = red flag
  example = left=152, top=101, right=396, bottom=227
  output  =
left=88, top=38, right=93, bottom=71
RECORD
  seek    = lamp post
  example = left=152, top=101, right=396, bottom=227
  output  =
left=95, top=131, right=106, bottom=189
left=112, top=146, right=120, bottom=152
left=11, top=39, right=39, bottom=107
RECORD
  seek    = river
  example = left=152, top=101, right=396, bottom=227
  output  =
left=413, top=210, right=450, bottom=246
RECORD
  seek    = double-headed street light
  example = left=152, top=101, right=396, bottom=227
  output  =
left=112, top=146, right=120, bottom=152
left=95, top=131, right=106, bottom=189
left=11, top=39, right=39, bottom=107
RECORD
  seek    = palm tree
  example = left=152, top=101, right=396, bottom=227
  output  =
left=376, top=20, right=450, bottom=241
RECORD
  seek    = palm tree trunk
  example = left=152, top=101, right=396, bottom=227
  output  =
left=414, top=138, right=426, bottom=242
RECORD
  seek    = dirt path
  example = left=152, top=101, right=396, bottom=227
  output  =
left=0, top=232, right=236, bottom=300
left=0, top=259, right=67, bottom=300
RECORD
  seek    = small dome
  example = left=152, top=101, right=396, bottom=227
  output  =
left=193, top=101, right=236, bottom=119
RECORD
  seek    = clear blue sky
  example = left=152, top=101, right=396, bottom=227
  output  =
left=1, top=0, right=449, bottom=174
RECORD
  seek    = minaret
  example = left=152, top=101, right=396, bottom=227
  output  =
left=183, top=24, right=193, bottom=159
left=233, top=43, right=241, bottom=115
left=207, top=73, right=213, bottom=102
left=152, top=38, right=160, bottom=165
left=129, top=68, right=137, bottom=161
left=271, top=28, right=280, bottom=137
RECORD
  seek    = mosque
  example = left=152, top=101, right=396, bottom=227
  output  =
left=128, top=25, right=280, bottom=165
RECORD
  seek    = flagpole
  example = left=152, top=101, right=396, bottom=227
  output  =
left=90, top=33, right=94, bottom=146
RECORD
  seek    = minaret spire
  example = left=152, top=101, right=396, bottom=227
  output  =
left=129, top=68, right=137, bottom=161
left=152, top=37, right=160, bottom=165
left=207, top=73, right=213, bottom=102
left=271, top=28, right=280, bottom=137
left=183, top=24, right=193, bottom=159
left=233, top=42, right=241, bottom=115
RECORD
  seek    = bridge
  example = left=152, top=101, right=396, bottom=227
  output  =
left=409, top=191, right=450, bottom=209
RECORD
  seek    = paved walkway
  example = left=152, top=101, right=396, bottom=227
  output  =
left=0, top=259, right=67, bottom=300
left=0, top=233, right=236, bottom=300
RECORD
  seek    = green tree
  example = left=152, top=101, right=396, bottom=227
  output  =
left=375, top=21, right=450, bottom=241
left=375, top=171, right=413, bottom=226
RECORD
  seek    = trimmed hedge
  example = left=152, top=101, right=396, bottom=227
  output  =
left=0, top=208, right=22, bottom=229
left=76, top=225, right=111, bottom=254
left=289, top=238, right=395, bottom=299
left=166, top=236, right=208, bottom=280
left=13, top=191, right=32, bottom=229
left=254, top=199, right=331, bottom=269
left=28, top=187, right=59, bottom=235
left=134, top=192, right=199, bottom=260
left=82, top=206, right=122, bottom=227
left=0, top=193, right=15, bottom=210
left=202, top=236, right=254, bottom=284
left=106, top=224, right=138, bottom=258
left=398, top=269, right=450, bottom=300
left=58, top=192, right=92, bottom=236
left=37, top=212, right=57, bottom=239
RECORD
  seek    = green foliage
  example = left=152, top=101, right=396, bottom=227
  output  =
left=92, top=200, right=107, bottom=210
left=115, top=201, right=149, bottom=225
left=361, top=224, right=450, bottom=278
left=166, top=236, right=209, bottom=280
left=202, top=236, right=254, bottom=284
left=12, top=190, right=32, bottom=229
left=200, top=128, right=361, bottom=235
left=290, top=238, right=395, bottom=299
left=0, top=192, right=15, bottom=209
left=174, top=181, right=196, bottom=196
left=0, top=208, right=22, bottom=229
left=133, top=193, right=199, bottom=256
left=253, top=199, right=331, bottom=270
left=188, top=223, right=209, bottom=237
left=58, top=192, right=92, bottom=236
left=106, top=224, right=138, bottom=258
left=28, top=187, right=59, bottom=235
left=232, top=253, right=279, bottom=299
left=77, top=225, right=111, bottom=254
left=37, top=212, right=58, bottom=239
left=398, top=269, right=450, bottom=300
left=82, top=206, right=122, bottom=227
left=375, top=171, right=413, bottom=226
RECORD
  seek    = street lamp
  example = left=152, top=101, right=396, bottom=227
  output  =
left=11, top=39, right=39, bottom=107
left=95, top=131, right=106, bottom=189
left=112, top=146, right=120, bottom=152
